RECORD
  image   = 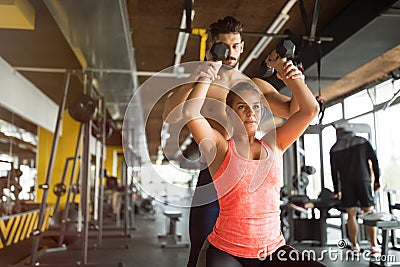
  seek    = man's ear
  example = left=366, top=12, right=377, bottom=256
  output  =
left=240, top=41, right=244, bottom=54
left=208, top=41, right=214, bottom=50
left=204, top=41, right=214, bottom=61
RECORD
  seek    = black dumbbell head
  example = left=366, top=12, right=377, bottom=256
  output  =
left=68, top=95, right=97, bottom=122
left=210, top=42, right=229, bottom=61
left=276, top=39, right=296, bottom=58
left=261, top=39, right=296, bottom=78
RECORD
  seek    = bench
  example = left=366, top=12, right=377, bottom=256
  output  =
left=158, top=210, right=189, bottom=248
left=363, top=218, right=400, bottom=266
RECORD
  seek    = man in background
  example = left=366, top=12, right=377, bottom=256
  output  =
left=330, top=127, right=381, bottom=256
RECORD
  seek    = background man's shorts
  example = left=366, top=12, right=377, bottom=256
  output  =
left=341, top=181, right=374, bottom=208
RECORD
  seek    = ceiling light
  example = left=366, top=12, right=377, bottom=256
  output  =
left=0, top=0, right=35, bottom=30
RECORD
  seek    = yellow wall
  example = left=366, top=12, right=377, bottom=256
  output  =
left=105, top=146, right=123, bottom=180
left=37, top=112, right=123, bottom=208
left=36, top=111, right=80, bottom=208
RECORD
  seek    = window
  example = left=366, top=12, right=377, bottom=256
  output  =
left=18, top=165, right=37, bottom=200
left=140, top=163, right=197, bottom=206
left=0, top=119, right=37, bottom=146
left=321, top=126, right=337, bottom=193
left=368, top=79, right=397, bottom=105
left=348, top=113, right=376, bottom=148
left=344, top=90, right=373, bottom=119
left=303, top=134, right=321, bottom=199
left=375, top=104, right=400, bottom=193
left=323, top=103, right=343, bottom=125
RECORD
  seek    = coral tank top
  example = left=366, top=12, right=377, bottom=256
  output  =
left=207, top=138, right=285, bottom=258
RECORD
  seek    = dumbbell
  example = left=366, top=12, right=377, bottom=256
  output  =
left=261, top=39, right=296, bottom=77
left=53, top=183, right=67, bottom=197
left=210, top=42, right=229, bottom=61
left=68, top=95, right=97, bottom=123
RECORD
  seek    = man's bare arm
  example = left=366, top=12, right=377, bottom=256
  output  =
left=164, top=77, right=300, bottom=123
left=163, top=61, right=221, bottom=123
left=252, top=77, right=299, bottom=119
left=162, top=83, right=194, bottom=123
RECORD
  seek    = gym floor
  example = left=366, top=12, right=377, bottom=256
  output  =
left=0, top=201, right=399, bottom=267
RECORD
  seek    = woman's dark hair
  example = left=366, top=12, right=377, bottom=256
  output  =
left=209, top=16, right=244, bottom=42
left=226, top=81, right=261, bottom=108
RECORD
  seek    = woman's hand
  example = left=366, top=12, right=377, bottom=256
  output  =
left=266, top=50, right=304, bottom=84
left=189, top=59, right=222, bottom=83
left=277, top=60, right=304, bottom=81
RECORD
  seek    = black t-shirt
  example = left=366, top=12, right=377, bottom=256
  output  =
left=330, top=133, right=380, bottom=194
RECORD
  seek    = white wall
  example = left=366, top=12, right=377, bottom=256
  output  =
left=0, top=57, right=58, bottom=132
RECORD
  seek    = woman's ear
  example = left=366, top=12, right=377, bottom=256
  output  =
left=225, top=106, right=233, bottom=118
left=257, top=107, right=266, bottom=131
left=225, top=107, right=234, bottom=137
left=260, top=106, right=267, bottom=121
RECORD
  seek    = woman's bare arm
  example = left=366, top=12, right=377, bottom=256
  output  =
left=182, top=62, right=227, bottom=171
left=264, top=52, right=318, bottom=151
left=252, top=77, right=299, bottom=119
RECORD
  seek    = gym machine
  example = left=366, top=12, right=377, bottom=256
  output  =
left=11, top=71, right=124, bottom=267
left=0, top=162, right=24, bottom=216
left=54, top=126, right=82, bottom=248
left=77, top=85, right=132, bottom=247
left=52, top=154, right=81, bottom=218
left=97, top=155, right=135, bottom=240
left=280, top=136, right=342, bottom=246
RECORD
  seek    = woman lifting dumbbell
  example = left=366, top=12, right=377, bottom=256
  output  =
left=163, top=16, right=302, bottom=267
left=182, top=46, right=324, bottom=266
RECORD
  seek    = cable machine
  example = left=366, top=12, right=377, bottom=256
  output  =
left=12, top=71, right=124, bottom=267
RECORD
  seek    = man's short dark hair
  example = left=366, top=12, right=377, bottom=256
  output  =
left=209, top=16, right=244, bottom=42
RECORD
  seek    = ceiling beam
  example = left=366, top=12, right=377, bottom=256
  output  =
left=0, top=0, right=35, bottom=30
left=300, top=0, right=399, bottom=69
left=321, top=44, right=400, bottom=102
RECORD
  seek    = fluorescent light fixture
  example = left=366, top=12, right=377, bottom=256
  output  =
left=239, top=0, right=296, bottom=72
left=174, top=9, right=195, bottom=72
